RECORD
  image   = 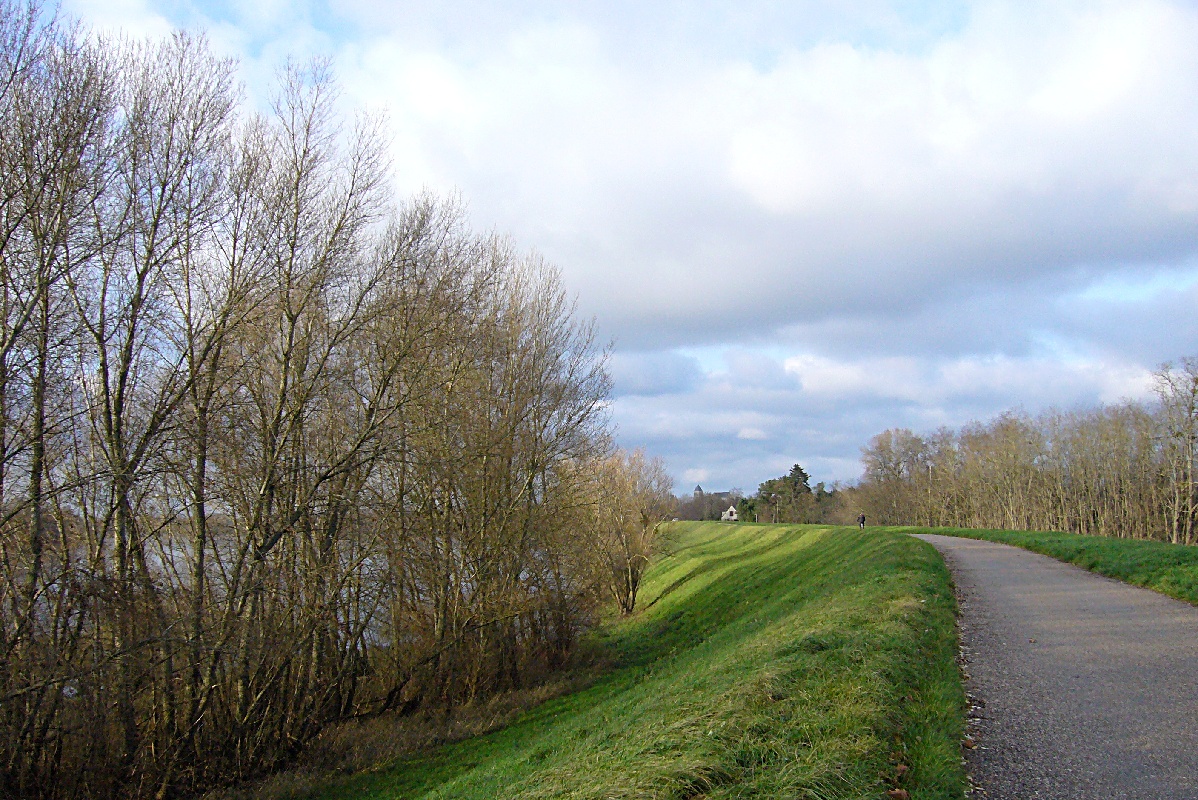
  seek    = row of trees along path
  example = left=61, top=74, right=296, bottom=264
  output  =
left=0, top=6, right=676, bottom=799
left=860, top=358, right=1198, bottom=543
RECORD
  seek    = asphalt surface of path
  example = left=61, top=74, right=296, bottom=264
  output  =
left=916, top=534, right=1198, bottom=800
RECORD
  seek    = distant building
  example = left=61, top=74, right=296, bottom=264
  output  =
left=678, top=486, right=741, bottom=521
left=721, top=505, right=738, bottom=522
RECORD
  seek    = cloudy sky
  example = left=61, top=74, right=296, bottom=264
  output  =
left=68, top=0, right=1198, bottom=492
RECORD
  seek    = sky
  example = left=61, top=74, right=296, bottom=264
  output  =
left=66, top=0, right=1198, bottom=493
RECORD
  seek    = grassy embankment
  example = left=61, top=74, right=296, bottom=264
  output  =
left=919, top=526, right=1198, bottom=606
left=306, top=522, right=966, bottom=799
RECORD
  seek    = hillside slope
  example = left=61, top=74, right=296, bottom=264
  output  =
left=312, top=523, right=965, bottom=799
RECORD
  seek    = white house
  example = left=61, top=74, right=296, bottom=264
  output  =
left=720, top=505, right=738, bottom=522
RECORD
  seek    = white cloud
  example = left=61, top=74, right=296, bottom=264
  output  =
left=325, top=1, right=1198, bottom=358
left=781, top=351, right=1154, bottom=407
left=66, top=0, right=174, bottom=39
left=59, top=0, right=1198, bottom=492
left=783, top=354, right=924, bottom=400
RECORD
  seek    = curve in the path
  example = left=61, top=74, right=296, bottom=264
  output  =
left=917, top=533, right=1198, bottom=800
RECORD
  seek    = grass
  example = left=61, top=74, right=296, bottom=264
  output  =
left=301, top=523, right=966, bottom=800
left=914, top=526, right=1198, bottom=606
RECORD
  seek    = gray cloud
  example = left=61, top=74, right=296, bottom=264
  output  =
left=612, top=343, right=1154, bottom=490
left=608, top=350, right=703, bottom=397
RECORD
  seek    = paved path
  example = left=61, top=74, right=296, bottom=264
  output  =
left=916, top=534, right=1198, bottom=800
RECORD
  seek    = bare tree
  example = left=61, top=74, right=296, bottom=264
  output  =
left=0, top=14, right=658, bottom=799
left=1155, top=359, right=1198, bottom=544
left=582, top=449, right=675, bottom=615
left=857, top=387, right=1179, bottom=543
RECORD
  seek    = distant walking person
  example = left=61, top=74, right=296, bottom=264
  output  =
left=857, top=513, right=866, bottom=530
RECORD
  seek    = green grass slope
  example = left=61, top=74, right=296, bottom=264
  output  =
left=920, top=526, right=1198, bottom=606
left=313, top=523, right=966, bottom=800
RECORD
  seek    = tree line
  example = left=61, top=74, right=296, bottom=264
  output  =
left=0, top=6, right=674, bottom=798
left=857, top=359, right=1198, bottom=543
left=735, top=463, right=849, bottom=524
left=674, top=467, right=851, bottom=525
